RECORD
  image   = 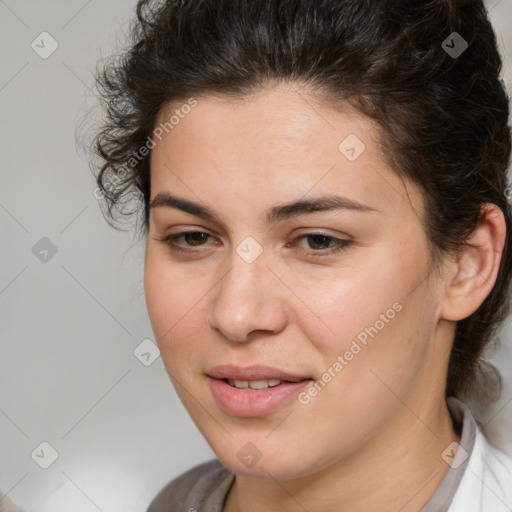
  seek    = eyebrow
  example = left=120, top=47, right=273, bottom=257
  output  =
left=149, top=193, right=379, bottom=224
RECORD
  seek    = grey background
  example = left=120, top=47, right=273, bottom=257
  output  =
left=1, top=0, right=511, bottom=510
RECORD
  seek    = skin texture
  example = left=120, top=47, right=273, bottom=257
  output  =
left=143, top=83, right=506, bottom=512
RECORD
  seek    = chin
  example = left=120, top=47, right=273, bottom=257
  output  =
left=210, top=438, right=315, bottom=481
left=223, top=456, right=304, bottom=480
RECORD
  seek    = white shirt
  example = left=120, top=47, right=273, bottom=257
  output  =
left=424, top=397, right=512, bottom=511
left=449, top=407, right=512, bottom=510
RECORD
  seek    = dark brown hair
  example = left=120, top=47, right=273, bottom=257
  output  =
left=90, top=0, right=512, bottom=403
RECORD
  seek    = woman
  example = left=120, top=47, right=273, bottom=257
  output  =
left=91, top=0, right=512, bottom=510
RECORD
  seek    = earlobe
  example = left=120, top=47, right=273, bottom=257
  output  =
left=440, top=204, right=506, bottom=322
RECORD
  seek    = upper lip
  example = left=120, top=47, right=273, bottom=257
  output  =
left=208, top=365, right=311, bottom=382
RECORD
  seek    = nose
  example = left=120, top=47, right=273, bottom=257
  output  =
left=208, top=248, right=289, bottom=343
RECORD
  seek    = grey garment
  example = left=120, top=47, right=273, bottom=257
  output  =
left=146, top=458, right=235, bottom=512
left=146, top=397, right=476, bottom=512
left=419, top=397, right=476, bottom=512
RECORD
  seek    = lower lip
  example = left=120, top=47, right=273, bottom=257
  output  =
left=209, top=377, right=312, bottom=417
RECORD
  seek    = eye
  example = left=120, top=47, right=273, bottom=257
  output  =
left=158, top=230, right=352, bottom=257
left=159, top=231, right=215, bottom=252
left=289, top=233, right=352, bottom=256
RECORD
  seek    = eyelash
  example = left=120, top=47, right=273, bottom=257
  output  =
left=158, top=231, right=352, bottom=257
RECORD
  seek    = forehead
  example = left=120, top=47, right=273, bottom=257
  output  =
left=154, top=84, right=365, bottom=151
left=149, top=85, right=424, bottom=222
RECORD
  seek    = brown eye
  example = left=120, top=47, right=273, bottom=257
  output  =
left=292, top=233, right=352, bottom=257
left=159, top=231, right=215, bottom=253
left=182, top=232, right=209, bottom=246
left=305, top=234, right=333, bottom=250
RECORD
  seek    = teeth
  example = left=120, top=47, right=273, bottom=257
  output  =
left=227, top=379, right=282, bottom=390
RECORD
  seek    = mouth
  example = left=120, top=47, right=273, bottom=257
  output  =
left=207, top=364, right=312, bottom=383
left=223, top=378, right=307, bottom=390
left=207, top=366, right=314, bottom=417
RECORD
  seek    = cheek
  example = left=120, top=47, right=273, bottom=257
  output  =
left=143, top=252, right=211, bottom=359
left=144, top=254, right=170, bottom=336
left=296, top=247, right=434, bottom=392
left=295, top=268, right=406, bottom=359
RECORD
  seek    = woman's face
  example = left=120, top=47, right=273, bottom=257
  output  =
left=144, top=84, right=452, bottom=479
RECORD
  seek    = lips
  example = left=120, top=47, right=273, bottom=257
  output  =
left=207, top=364, right=311, bottom=383
left=207, top=365, right=314, bottom=416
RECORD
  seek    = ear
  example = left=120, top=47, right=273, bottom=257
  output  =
left=440, top=203, right=507, bottom=322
